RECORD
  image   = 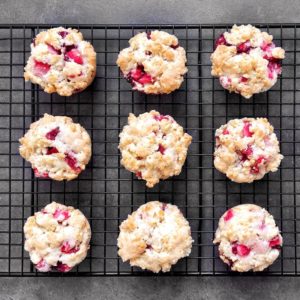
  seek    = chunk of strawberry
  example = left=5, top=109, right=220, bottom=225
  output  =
left=127, top=65, right=154, bottom=86
left=65, top=48, right=83, bottom=64
left=153, top=114, right=170, bottom=121
left=222, top=128, right=229, bottom=135
left=240, top=76, right=248, bottom=83
left=56, top=262, right=72, bottom=272
left=58, top=31, right=69, bottom=38
left=33, top=168, right=49, bottom=179
left=46, top=147, right=59, bottom=155
left=224, top=209, right=234, bottom=221
left=53, top=208, right=70, bottom=223
left=135, top=171, right=142, bottom=179
left=250, top=156, right=266, bottom=174
left=35, top=259, right=51, bottom=272
left=47, top=44, right=61, bottom=55
left=45, top=127, right=60, bottom=140
left=61, top=241, right=79, bottom=254
left=241, top=145, right=253, bottom=161
left=138, top=73, right=154, bottom=85
left=261, top=41, right=274, bottom=51
left=237, top=41, right=251, bottom=53
left=268, top=61, right=282, bottom=79
left=242, top=122, right=253, bottom=137
left=130, top=67, right=144, bottom=81
left=170, top=43, right=179, bottom=49
left=33, top=60, right=51, bottom=77
left=64, top=153, right=81, bottom=174
left=146, top=32, right=152, bottom=40
left=158, top=144, right=165, bottom=154
left=215, top=34, right=228, bottom=48
left=269, top=235, right=282, bottom=249
left=232, top=244, right=251, bottom=256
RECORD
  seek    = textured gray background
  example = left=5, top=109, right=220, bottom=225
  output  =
left=1, top=0, right=300, bottom=299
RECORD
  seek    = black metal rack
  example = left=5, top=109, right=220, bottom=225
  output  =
left=0, top=24, right=299, bottom=276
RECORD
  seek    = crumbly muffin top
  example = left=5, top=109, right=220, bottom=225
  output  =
left=24, top=202, right=91, bottom=272
left=214, top=118, right=283, bottom=183
left=19, top=114, right=92, bottom=181
left=117, top=30, right=188, bottom=94
left=118, top=201, right=193, bottom=273
left=119, top=110, right=192, bottom=188
left=24, top=27, right=96, bottom=96
left=211, top=24, right=285, bottom=98
left=214, top=204, right=282, bottom=272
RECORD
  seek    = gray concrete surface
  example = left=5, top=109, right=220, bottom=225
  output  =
left=1, top=0, right=300, bottom=299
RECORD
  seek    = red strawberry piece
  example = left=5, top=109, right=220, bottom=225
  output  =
left=64, top=44, right=76, bottom=53
left=53, top=208, right=70, bottom=223
left=261, top=41, right=274, bottom=51
left=64, top=153, right=81, bottom=174
left=138, top=73, right=154, bottom=85
left=65, top=48, right=83, bottom=64
left=223, top=209, right=234, bottom=221
left=250, top=156, right=266, bottom=174
left=232, top=244, right=251, bottom=256
left=146, top=32, right=152, bottom=39
left=240, top=76, right=248, bottom=83
left=170, top=43, right=179, bottom=49
left=242, top=122, right=253, bottom=137
left=56, top=262, right=72, bottom=273
left=33, top=60, right=51, bottom=77
left=269, top=235, right=282, bottom=249
left=68, top=71, right=83, bottom=79
left=46, top=147, right=59, bottom=155
left=58, top=31, right=69, bottom=38
left=61, top=241, right=79, bottom=254
left=35, top=259, right=51, bottom=272
left=241, top=145, right=253, bottom=161
left=158, top=144, right=166, bottom=154
left=215, top=34, right=228, bottom=47
left=33, top=168, right=49, bottom=179
left=47, top=44, right=61, bottom=55
left=130, top=66, right=144, bottom=81
left=237, top=41, right=251, bottom=53
left=127, top=65, right=154, bottom=86
left=45, top=127, right=60, bottom=140
left=154, top=114, right=170, bottom=121
left=135, top=171, right=142, bottom=179
left=145, top=50, right=152, bottom=55
left=222, top=128, right=229, bottom=135
left=268, top=61, right=282, bottom=79
left=219, top=76, right=232, bottom=88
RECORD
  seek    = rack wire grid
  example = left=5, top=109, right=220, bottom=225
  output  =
left=0, top=23, right=299, bottom=277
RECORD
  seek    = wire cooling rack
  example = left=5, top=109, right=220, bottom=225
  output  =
left=0, top=24, right=299, bottom=276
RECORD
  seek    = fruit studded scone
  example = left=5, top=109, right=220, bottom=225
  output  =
left=24, top=27, right=96, bottom=96
left=214, top=118, right=283, bottom=183
left=117, top=30, right=188, bottom=94
left=119, top=110, right=192, bottom=188
left=24, top=202, right=91, bottom=272
left=19, top=114, right=91, bottom=180
left=214, top=204, right=282, bottom=272
left=211, top=24, right=285, bottom=98
left=118, top=201, right=193, bottom=273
